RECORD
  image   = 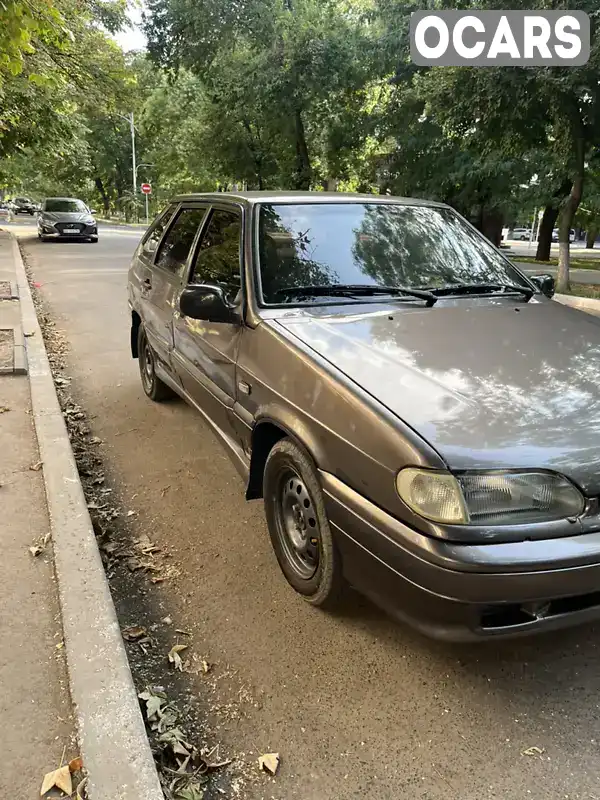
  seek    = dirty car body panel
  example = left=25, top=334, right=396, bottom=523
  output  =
left=128, top=192, right=600, bottom=641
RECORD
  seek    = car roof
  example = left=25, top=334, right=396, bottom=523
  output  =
left=170, top=190, right=448, bottom=209
left=43, top=197, right=85, bottom=202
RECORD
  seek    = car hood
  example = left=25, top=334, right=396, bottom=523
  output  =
left=272, top=298, right=600, bottom=495
left=42, top=212, right=91, bottom=222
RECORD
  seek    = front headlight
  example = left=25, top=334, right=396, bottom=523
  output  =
left=84, top=217, right=96, bottom=225
left=397, top=468, right=585, bottom=526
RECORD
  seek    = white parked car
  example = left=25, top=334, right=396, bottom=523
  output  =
left=0, top=204, right=13, bottom=222
left=511, top=227, right=532, bottom=241
left=552, top=229, right=575, bottom=243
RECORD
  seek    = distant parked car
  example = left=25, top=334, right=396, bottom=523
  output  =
left=552, top=229, right=575, bottom=243
left=10, top=197, right=36, bottom=215
left=0, top=203, right=13, bottom=222
left=511, top=227, right=532, bottom=241
left=38, top=197, right=98, bottom=243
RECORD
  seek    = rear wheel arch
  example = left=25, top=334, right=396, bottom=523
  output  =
left=131, top=310, right=141, bottom=358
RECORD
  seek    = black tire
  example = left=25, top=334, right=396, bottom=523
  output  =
left=137, top=325, right=174, bottom=402
left=89, top=237, right=98, bottom=243
left=263, top=438, right=344, bottom=608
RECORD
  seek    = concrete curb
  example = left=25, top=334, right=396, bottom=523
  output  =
left=554, top=293, right=600, bottom=315
left=10, top=234, right=163, bottom=800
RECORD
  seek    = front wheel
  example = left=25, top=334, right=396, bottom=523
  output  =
left=89, top=237, right=98, bottom=243
left=263, top=438, right=344, bottom=608
left=137, top=325, right=174, bottom=402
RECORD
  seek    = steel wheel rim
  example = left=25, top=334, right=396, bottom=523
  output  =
left=275, top=468, right=320, bottom=580
left=141, top=339, right=154, bottom=392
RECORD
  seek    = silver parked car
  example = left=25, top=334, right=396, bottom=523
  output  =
left=38, top=197, right=98, bottom=243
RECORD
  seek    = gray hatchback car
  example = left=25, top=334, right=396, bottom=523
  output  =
left=128, top=191, right=600, bottom=640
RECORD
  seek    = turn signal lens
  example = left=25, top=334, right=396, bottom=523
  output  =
left=396, top=468, right=468, bottom=524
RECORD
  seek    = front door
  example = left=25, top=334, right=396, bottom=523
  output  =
left=173, top=205, right=244, bottom=441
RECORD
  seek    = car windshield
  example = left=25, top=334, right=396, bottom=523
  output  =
left=44, top=199, right=87, bottom=213
left=258, top=203, right=530, bottom=305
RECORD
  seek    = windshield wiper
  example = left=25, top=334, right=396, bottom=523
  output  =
left=274, top=284, right=438, bottom=307
left=420, top=283, right=534, bottom=302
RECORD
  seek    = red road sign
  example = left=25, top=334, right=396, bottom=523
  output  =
left=141, top=183, right=152, bottom=195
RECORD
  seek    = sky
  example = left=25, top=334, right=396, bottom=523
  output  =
left=112, top=4, right=147, bottom=52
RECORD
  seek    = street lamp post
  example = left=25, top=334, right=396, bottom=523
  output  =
left=116, top=112, right=138, bottom=220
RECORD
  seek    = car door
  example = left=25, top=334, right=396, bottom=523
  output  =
left=172, top=204, right=244, bottom=442
left=141, top=204, right=208, bottom=378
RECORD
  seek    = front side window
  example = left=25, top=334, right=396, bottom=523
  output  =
left=190, top=208, right=242, bottom=299
left=258, top=203, right=530, bottom=305
left=155, top=207, right=207, bottom=274
left=44, top=199, right=87, bottom=213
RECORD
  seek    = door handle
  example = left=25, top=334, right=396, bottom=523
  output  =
left=142, top=278, right=152, bottom=290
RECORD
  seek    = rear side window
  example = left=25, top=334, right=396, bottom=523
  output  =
left=190, top=208, right=242, bottom=298
left=155, top=207, right=207, bottom=275
left=141, top=204, right=177, bottom=257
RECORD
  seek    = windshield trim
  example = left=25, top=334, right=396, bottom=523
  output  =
left=253, top=201, right=537, bottom=309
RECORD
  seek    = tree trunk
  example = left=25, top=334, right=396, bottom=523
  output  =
left=556, top=136, right=585, bottom=293
left=293, top=109, right=311, bottom=190
left=94, top=177, right=110, bottom=214
left=480, top=208, right=503, bottom=247
left=586, top=226, right=598, bottom=249
left=536, top=205, right=559, bottom=261
left=535, top=177, right=573, bottom=261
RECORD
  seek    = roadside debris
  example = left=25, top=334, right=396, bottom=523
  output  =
left=521, top=745, right=545, bottom=757
left=29, top=460, right=43, bottom=471
left=258, top=752, right=280, bottom=775
left=168, top=643, right=189, bottom=671
left=0, top=405, right=10, bottom=413
left=29, top=532, right=51, bottom=557
left=122, top=625, right=148, bottom=642
left=40, top=764, right=72, bottom=796
left=138, top=685, right=232, bottom=799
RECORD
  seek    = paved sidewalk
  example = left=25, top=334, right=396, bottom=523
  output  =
left=0, top=232, right=76, bottom=796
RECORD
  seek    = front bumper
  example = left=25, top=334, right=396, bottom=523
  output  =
left=40, top=224, right=97, bottom=239
left=322, top=472, right=600, bottom=641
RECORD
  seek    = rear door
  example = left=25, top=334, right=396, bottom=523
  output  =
left=172, top=204, right=244, bottom=441
left=141, top=204, right=208, bottom=378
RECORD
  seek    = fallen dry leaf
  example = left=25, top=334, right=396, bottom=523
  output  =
left=168, top=643, right=189, bottom=671
left=76, top=776, right=88, bottom=799
left=521, top=746, right=545, bottom=757
left=29, top=545, right=44, bottom=557
left=122, top=626, right=148, bottom=642
left=258, top=753, right=280, bottom=775
left=0, top=406, right=10, bottom=413
left=201, top=659, right=211, bottom=674
left=29, top=461, right=43, bottom=471
left=40, top=764, right=72, bottom=796
left=24, top=330, right=36, bottom=338
left=68, top=756, right=83, bottom=773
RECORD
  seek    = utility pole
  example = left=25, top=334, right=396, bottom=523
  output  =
left=130, top=112, right=137, bottom=205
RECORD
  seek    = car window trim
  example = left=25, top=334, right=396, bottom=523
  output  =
left=185, top=202, right=245, bottom=299
left=151, top=202, right=209, bottom=277
left=139, top=202, right=180, bottom=261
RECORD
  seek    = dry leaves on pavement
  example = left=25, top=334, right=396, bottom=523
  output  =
left=258, top=753, right=280, bottom=775
left=168, top=644, right=189, bottom=671
left=40, top=764, right=72, bottom=796
left=122, top=625, right=148, bottom=642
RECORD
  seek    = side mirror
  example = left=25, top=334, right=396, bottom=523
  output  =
left=530, top=273, right=555, bottom=299
left=90, top=208, right=97, bottom=215
left=180, top=284, right=239, bottom=323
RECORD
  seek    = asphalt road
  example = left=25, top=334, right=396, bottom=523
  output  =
left=12, top=218, right=600, bottom=800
